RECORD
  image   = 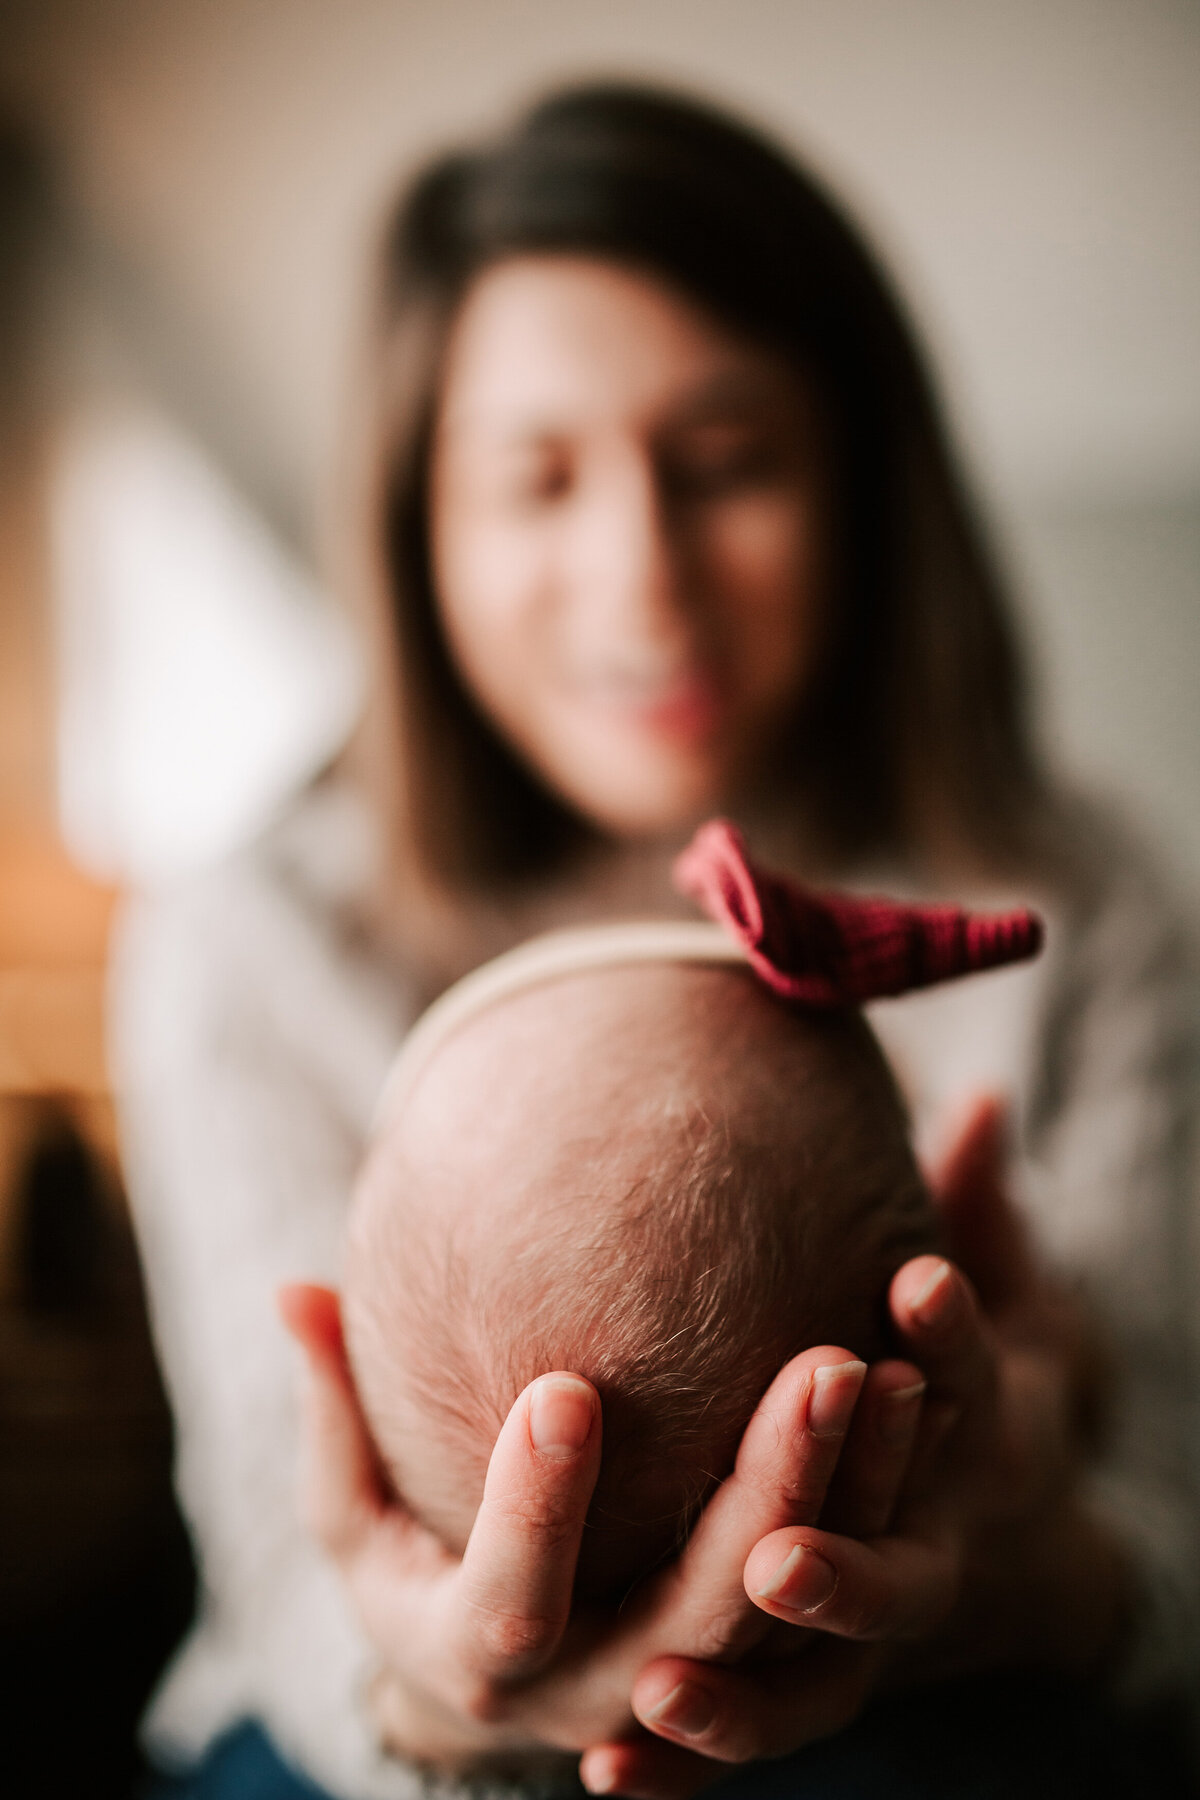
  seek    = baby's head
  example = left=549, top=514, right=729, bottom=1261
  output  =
left=344, top=932, right=935, bottom=1602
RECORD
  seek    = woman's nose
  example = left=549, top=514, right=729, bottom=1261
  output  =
left=576, top=454, right=693, bottom=652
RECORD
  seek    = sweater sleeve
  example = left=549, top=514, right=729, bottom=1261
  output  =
left=1022, top=822, right=1200, bottom=1715
left=109, top=851, right=435, bottom=1799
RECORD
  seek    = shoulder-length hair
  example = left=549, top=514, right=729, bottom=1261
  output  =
left=342, top=81, right=1052, bottom=907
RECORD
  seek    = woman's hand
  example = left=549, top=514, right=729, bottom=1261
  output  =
left=280, top=1283, right=925, bottom=1788
left=282, top=1100, right=1127, bottom=1800
left=613, top=1099, right=1129, bottom=1797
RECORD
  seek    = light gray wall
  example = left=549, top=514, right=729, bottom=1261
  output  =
left=1013, top=499, right=1200, bottom=893
left=3, top=0, right=1197, bottom=882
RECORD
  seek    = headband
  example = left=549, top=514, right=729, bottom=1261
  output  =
left=675, top=819, right=1044, bottom=1005
left=374, top=818, right=1043, bottom=1128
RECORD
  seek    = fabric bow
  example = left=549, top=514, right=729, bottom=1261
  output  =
left=673, top=819, right=1043, bottom=1006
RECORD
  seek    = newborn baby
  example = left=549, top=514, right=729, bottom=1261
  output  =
left=344, top=927, right=934, bottom=1601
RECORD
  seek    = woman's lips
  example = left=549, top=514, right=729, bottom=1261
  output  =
left=635, top=679, right=725, bottom=743
left=575, top=668, right=727, bottom=745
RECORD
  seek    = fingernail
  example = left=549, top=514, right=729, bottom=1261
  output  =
left=529, top=1375, right=595, bottom=1457
left=879, top=1380, right=926, bottom=1447
left=756, top=1543, right=839, bottom=1612
left=581, top=1762, right=618, bottom=1794
left=645, top=1679, right=716, bottom=1738
left=808, top=1360, right=867, bottom=1438
left=909, top=1260, right=958, bottom=1329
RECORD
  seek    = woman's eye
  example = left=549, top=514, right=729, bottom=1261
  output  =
left=500, top=453, right=574, bottom=508
left=663, top=433, right=786, bottom=499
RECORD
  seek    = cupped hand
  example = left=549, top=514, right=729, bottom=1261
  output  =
left=620, top=1098, right=1123, bottom=1798
left=280, top=1100, right=1120, bottom=1800
left=280, top=1282, right=926, bottom=1792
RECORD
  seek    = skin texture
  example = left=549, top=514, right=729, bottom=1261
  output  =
left=283, top=258, right=1128, bottom=1795
left=431, top=257, right=832, bottom=835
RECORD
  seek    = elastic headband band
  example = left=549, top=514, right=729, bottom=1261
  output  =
left=373, top=919, right=745, bottom=1130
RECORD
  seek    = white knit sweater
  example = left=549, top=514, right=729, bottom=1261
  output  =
left=110, top=783, right=1200, bottom=1797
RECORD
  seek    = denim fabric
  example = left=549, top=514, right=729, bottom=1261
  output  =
left=145, top=1721, right=336, bottom=1800
left=147, top=1678, right=1197, bottom=1800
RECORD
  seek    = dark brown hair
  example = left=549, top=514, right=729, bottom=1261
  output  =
left=344, top=81, right=1052, bottom=905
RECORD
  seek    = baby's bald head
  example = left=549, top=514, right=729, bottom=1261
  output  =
left=345, top=959, right=933, bottom=1600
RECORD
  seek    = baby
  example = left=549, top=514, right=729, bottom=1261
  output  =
left=343, top=824, right=1041, bottom=1603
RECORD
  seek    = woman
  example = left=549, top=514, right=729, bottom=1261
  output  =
left=114, top=83, right=1199, bottom=1799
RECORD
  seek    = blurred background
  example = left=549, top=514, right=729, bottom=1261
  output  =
left=0, top=2, right=1196, bottom=1793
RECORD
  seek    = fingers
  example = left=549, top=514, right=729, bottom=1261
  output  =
left=888, top=1257, right=997, bottom=1420
left=822, top=1360, right=926, bottom=1537
left=451, top=1373, right=602, bottom=1684
left=929, top=1094, right=1007, bottom=1213
left=629, top=1641, right=878, bottom=1765
left=929, top=1096, right=1037, bottom=1310
left=993, top=1344, right=1076, bottom=1512
left=651, top=1349, right=867, bottom=1660
left=277, top=1282, right=388, bottom=1555
left=743, top=1523, right=959, bottom=1644
left=279, top=1284, right=471, bottom=1684
left=579, top=1734, right=725, bottom=1800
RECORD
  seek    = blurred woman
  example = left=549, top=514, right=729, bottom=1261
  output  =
left=114, top=84, right=1199, bottom=1800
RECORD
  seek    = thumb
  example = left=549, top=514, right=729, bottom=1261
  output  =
left=278, top=1281, right=388, bottom=1556
left=927, top=1097, right=1036, bottom=1311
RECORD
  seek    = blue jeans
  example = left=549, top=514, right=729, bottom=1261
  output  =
left=144, top=1722, right=333, bottom=1800
left=147, top=1677, right=1197, bottom=1800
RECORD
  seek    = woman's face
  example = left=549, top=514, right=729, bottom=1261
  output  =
left=430, top=256, right=833, bottom=837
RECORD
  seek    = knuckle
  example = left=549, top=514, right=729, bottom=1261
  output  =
left=775, top=1472, right=830, bottom=1522
left=493, top=1492, right=580, bottom=1554
left=530, top=1517, right=580, bottom=1564
left=690, top=1617, right=738, bottom=1663
left=687, top=1602, right=759, bottom=1664
left=466, top=1599, right=561, bottom=1672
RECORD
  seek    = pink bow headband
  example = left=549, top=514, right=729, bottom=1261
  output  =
left=673, top=819, right=1043, bottom=1005
left=374, top=820, right=1043, bottom=1128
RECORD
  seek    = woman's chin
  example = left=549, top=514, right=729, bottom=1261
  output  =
left=535, top=718, right=779, bottom=843
left=526, top=698, right=792, bottom=843
left=548, top=763, right=731, bottom=843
